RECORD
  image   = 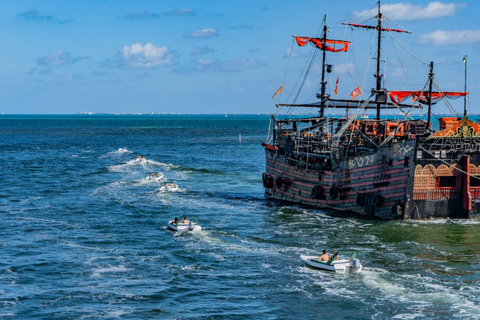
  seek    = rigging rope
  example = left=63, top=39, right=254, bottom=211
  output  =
left=333, top=93, right=375, bottom=140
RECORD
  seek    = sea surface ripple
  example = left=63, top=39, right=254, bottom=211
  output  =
left=1, top=115, right=479, bottom=319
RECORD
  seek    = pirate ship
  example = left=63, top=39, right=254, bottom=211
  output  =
left=262, top=3, right=477, bottom=219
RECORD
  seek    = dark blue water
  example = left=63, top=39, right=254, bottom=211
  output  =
left=1, top=114, right=479, bottom=319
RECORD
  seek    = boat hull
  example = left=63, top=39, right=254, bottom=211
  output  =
left=160, top=184, right=179, bottom=192
left=300, top=255, right=362, bottom=274
left=167, top=221, right=202, bottom=232
left=264, top=140, right=415, bottom=219
left=263, top=129, right=480, bottom=220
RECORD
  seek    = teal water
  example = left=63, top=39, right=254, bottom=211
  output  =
left=0, top=114, right=479, bottom=319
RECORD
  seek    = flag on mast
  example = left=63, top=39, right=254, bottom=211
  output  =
left=463, top=55, right=467, bottom=63
left=272, top=85, right=284, bottom=98
left=350, top=85, right=361, bottom=100
left=333, top=75, right=339, bottom=95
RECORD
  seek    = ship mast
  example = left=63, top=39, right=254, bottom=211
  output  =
left=427, top=61, right=434, bottom=130
left=342, top=1, right=411, bottom=120
left=374, top=3, right=383, bottom=120
left=319, top=15, right=328, bottom=117
left=464, top=55, right=468, bottom=116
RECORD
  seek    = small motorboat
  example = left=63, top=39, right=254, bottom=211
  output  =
left=159, top=182, right=179, bottom=192
left=145, top=172, right=165, bottom=181
left=300, top=251, right=362, bottom=274
left=135, top=155, right=147, bottom=163
left=167, top=217, right=201, bottom=232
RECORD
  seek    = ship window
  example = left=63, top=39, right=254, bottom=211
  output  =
left=434, top=151, right=440, bottom=158
left=471, top=176, right=480, bottom=187
left=441, top=150, right=447, bottom=158
left=416, top=151, right=423, bottom=159
left=438, top=176, right=456, bottom=188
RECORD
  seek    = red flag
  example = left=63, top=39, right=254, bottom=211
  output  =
left=333, top=75, right=339, bottom=95
left=272, top=85, right=284, bottom=98
left=350, top=85, right=361, bottom=100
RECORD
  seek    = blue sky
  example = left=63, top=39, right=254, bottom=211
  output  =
left=0, top=0, right=479, bottom=115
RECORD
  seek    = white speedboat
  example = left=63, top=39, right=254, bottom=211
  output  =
left=300, top=251, right=362, bottom=274
left=167, top=217, right=201, bottom=232
left=145, top=172, right=165, bottom=181
left=159, top=182, right=179, bottom=192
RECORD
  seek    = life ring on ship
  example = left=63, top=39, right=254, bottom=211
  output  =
left=371, top=194, right=382, bottom=207
left=329, top=187, right=339, bottom=199
left=356, top=193, right=366, bottom=206
left=262, top=173, right=274, bottom=188
left=391, top=204, right=403, bottom=218
left=275, top=177, right=284, bottom=188
left=310, top=186, right=323, bottom=199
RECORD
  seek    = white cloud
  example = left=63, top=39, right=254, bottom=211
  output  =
left=184, top=28, right=218, bottom=38
left=418, top=30, right=480, bottom=45
left=332, top=63, right=355, bottom=74
left=354, top=2, right=467, bottom=20
left=111, top=43, right=174, bottom=69
left=36, top=49, right=86, bottom=66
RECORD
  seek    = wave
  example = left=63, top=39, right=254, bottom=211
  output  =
left=107, top=158, right=175, bottom=173
left=91, top=265, right=132, bottom=278
left=109, top=147, right=133, bottom=154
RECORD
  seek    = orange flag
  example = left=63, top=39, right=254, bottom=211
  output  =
left=333, top=75, right=339, bottom=95
left=350, top=85, right=361, bottom=100
left=272, top=85, right=284, bottom=98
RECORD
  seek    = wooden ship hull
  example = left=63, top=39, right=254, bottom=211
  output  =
left=263, top=117, right=480, bottom=219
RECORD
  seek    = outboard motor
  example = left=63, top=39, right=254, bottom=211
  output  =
left=350, top=258, right=362, bottom=271
left=188, top=221, right=194, bottom=231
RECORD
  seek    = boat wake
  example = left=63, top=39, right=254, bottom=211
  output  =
left=108, top=158, right=173, bottom=173
left=109, top=147, right=133, bottom=154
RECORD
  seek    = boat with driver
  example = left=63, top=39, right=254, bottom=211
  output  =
left=145, top=172, right=165, bottom=181
left=159, top=182, right=179, bottom=192
left=300, top=250, right=362, bottom=274
left=167, top=216, right=202, bottom=232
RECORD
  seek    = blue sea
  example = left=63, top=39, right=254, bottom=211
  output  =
left=1, top=114, right=479, bottom=319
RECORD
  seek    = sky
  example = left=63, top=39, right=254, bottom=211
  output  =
left=0, top=0, right=479, bottom=115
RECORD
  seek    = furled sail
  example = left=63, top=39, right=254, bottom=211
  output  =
left=388, top=90, right=468, bottom=104
left=342, top=23, right=411, bottom=34
left=295, top=36, right=350, bottom=52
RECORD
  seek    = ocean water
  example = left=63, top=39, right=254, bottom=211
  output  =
left=1, top=114, right=479, bottom=320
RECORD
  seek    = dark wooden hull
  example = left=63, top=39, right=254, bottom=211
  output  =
left=263, top=140, right=414, bottom=219
left=263, top=138, right=480, bottom=220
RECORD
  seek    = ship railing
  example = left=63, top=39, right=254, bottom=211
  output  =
left=413, top=189, right=459, bottom=200
left=471, top=188, right=480, bottom=199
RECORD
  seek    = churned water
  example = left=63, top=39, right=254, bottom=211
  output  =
left=0, top=114, right=479, bottom=319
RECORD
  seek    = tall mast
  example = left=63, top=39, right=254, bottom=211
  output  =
left=342, top=1, right=411, bottom=119
left=427, top=61, right=434, bottom=130
left=375, top=2, right=382, bottom=120
left=319, top=15, right=328, bottom=117
left=464, top=55, right=467, bottom=116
